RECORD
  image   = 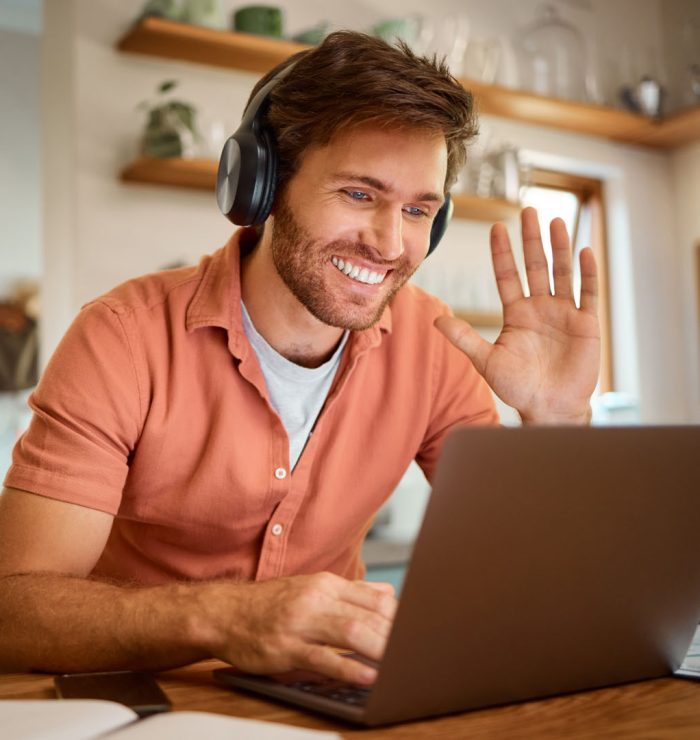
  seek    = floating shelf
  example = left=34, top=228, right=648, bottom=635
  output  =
left=451, top=193, right=520, bottom=222
left=117, top=16, right=700, bottom=149
left=120, top=156, right=521, bottom=222
left=121, top=156, right=216, bottom=190
left=118, top=15, right=308, bottom=74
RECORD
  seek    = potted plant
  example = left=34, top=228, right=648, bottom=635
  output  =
left=138, top=80, right=201, bottom=158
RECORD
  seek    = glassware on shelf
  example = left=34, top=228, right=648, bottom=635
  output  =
left=463, top=37, right=501, bottom=85
left=180, top=0, right=224, bottom=30
left=681, top=17, right=700, bottom=106
left=412, top=13, right=470, bottom=77
left=516, top=4, right=595, bottom=102
left=198, top=116, right=227, bottom=159
left=616, top=44, right=667, bottom=118
left=689, top=64, right=700, bottom=104
left=487, top=145, right=522, bottom=203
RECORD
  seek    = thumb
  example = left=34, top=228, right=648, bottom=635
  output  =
left=434, top=315, right=492, bottom=376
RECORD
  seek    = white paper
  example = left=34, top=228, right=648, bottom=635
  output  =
left=0, top=699, right=137, bottom=740
left=0, top=701, right=341, bottom=740
left=110, top=711, right=340, bottom=739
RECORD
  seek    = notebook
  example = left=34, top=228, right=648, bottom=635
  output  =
left=1, top=699, right=340, bottom=740
left=215, top=426, right=700, bottom=726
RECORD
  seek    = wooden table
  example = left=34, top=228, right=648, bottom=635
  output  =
left=2, top=661, right=699, bottom=738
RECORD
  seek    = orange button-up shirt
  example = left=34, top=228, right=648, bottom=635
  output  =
left=5, top=229, right=498, bottom=585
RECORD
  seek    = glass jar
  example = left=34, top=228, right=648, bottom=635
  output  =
left=517, top=4, right=590, bottom=101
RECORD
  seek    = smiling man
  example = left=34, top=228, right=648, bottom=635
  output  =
left=0, top=32, right=599, bottom=683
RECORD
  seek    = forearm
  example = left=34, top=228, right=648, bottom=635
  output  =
left=0, top=572, right=213, bottom=673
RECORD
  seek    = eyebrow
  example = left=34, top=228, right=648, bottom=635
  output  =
left=330, top=171, right=444, bottom=204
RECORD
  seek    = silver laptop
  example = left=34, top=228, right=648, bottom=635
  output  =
left=214, top=426, right=700, bottom=726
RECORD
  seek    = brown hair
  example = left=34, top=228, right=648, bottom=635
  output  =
left=246, top=30, right=477, bottom=194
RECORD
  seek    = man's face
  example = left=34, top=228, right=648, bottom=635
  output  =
left=269, top=125, right=448, bottom=331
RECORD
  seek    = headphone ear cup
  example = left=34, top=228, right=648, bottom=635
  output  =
left=427, top=193, right=453, bottom=257
left=217, top=60, right=300, bottom=227
left=216, top=130, right=277, bottom=226
left=249, top=129, right=278, bottom=225
left=216, top=135, right=242, bottom=221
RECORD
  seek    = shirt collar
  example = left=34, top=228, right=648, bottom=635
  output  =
left=186, top=228, right=393, bottom=356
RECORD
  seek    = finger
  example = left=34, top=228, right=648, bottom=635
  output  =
left=521, top=207, right=551, bottom=296
left=299, top=643, right=378, bottom=685
left=298, top=599, right=391, bottom=669
left=318, top=610, right=392, bottom=662
left=359, top=580, right=396, bottom=597
left=490, top=223, right=524, bottom=306
left=550, top=217, right=573, bottom=299
left=578, top=247, right=598, bottom=315
left=336, top=578, right=397, bottom=621
left=434, top=315, right=493, bottom=378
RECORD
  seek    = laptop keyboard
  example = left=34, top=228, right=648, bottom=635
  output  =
left=287, top=679, right=372, bottom=706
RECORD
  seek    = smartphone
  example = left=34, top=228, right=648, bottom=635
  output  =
left=54, top=670, right=171, bottom=717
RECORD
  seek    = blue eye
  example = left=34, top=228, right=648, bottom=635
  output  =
left=347, top=190, right=369, bottom=201
left=404, top=206, right=427, bottom=217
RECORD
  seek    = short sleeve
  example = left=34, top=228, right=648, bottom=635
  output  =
left=3, top=300, right=144, bottom=515
left=415, top=313, right=499, bottom=483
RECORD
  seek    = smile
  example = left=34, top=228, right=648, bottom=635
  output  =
left=330, top=256, right=387, bottom=285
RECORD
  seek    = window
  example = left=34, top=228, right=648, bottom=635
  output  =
left=522, top=170, right=613, bottom=393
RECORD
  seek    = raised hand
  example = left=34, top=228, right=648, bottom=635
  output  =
left=435, top=207, right=600, bottom=424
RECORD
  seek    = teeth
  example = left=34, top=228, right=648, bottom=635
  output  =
left=330, top=256, right=386, bottom=285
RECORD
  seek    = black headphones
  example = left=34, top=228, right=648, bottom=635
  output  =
left=216, top=62, right=452, bottom=257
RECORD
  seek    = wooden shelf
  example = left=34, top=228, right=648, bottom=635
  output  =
left=121, top=156, right=216, bottom=190
left=452, top=193, right=519, bottom=222
left=633, top=104, right=700, bottom=148
left=465, top=78, right=654, bottom=147
left=116, top=16, right=700, bottom=149
left=120, top=156, right=521, bottom=222
left=117, top=15, right=308, bottom=74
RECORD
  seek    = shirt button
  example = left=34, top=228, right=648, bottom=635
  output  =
left=274, top=467, right=287, bottom=480
left=271, top=523, right=284, bottom=536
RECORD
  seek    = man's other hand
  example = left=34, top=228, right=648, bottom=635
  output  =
left=191, top=572, right=397, bottom=685
left=434, top=207, right=600, bottom=425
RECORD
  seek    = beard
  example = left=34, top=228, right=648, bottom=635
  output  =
left=270, top=197, right=419, bottom=331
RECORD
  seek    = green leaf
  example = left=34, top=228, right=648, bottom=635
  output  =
left=158, top=80, right=178, bottom=94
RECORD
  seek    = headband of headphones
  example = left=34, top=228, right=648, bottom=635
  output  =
left=216, top=60, right=452, bottom=256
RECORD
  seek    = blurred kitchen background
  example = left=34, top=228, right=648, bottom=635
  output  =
left=1, top=0, right=699, bottom=588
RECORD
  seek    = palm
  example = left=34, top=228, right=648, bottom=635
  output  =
left=436, top=208, right=601, bottom=424
left=483, top=293, right=599, bottom=419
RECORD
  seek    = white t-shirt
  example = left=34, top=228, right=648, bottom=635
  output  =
left=241, top=301, right=348, bottom=470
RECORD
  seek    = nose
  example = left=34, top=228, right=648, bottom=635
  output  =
left=361, top=205, right=404, bottom=262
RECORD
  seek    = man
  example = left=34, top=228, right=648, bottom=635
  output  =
left=0, top=32, right=599, bottom=685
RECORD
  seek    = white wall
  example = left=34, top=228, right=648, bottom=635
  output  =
left=660, top=0, right=700, bottom=112
left=671, top=140, right=700, bottom=423
left=0, top=27, right=41, bottom=297
left=38, top=0, right=696, bottom=425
